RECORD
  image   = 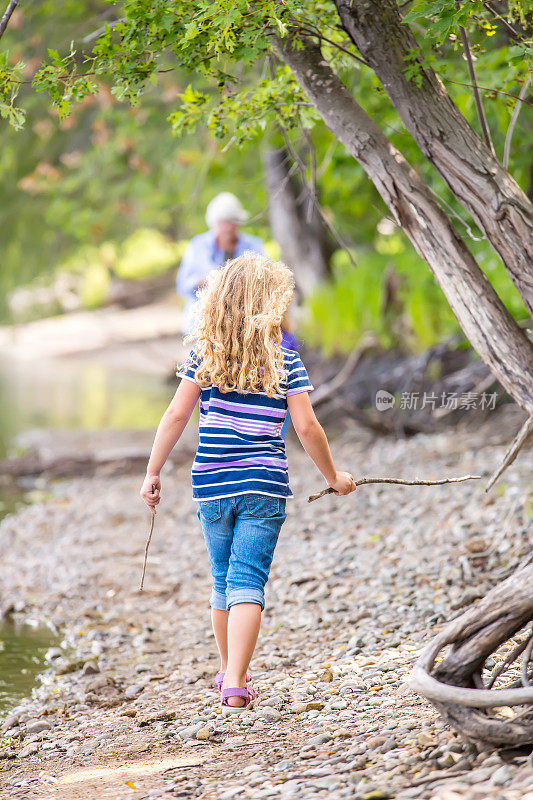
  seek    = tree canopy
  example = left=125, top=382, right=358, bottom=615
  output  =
left=1, top=2, right=531, bottom=383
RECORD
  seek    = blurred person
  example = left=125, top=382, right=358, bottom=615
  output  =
left=176, top=192, right=265, bottom=335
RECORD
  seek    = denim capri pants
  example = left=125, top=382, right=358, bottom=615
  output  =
left=196, top=493, right=287, bottom=611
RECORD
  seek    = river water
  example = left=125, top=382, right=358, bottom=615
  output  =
left=0, top=352, right=173, bottom=715
left=0, top=622, right=62, bottom=715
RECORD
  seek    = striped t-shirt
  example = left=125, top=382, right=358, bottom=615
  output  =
left=177, top=346, right=314, bottom=501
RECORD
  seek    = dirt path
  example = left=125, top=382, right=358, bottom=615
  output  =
left=1, top=410, right=532, bottom=800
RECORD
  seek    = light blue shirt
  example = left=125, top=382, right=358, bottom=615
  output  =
left=176, top=230, right=265, bottom=333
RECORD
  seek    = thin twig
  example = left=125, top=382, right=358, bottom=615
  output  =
left=485, top=413, right=533, bottom=492
left=442, top=77, right=533, bottom=108
left=457, top=12, right=495, bottom=154
left=503, top=74, right=531, bottom=169
left=483, top=2, right=524, bottom=42
left=426, top=184, right=486, bottom=242
left=0, top=0, right=17, bottom=41
left=139, top=486, right=156, bottom=591
left=522, top=628, right=533, bottom=688
left=82, top=17, right=124, bottom=44
left=300, top=125, right=317, bottom=224
left=297, top=24, right=369, bottom=67
left=311, top=334, right=378, bottom=407
left=308, top=474, right=480, bottom=502
left=278, top=124, right=358, bottom=269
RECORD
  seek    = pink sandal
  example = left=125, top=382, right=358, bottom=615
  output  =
left=215, top=670, right=251, bottom=692
left=221, top=686, right=256, bottom=714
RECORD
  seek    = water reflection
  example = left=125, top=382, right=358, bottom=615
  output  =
left=0, top=621, right=61, bottom=715
left=0, top=356, right=174, bottom=459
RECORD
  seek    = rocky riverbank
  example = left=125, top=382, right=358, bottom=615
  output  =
left=0, top=407, right=532, bottom=800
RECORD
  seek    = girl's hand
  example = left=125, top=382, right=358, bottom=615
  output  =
left=328, top=471, right=357, bottom=496
left=140, top=474, right=161, bottom=514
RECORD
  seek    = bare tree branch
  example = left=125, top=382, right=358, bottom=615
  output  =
left=503, top=74, right=531, bottom=170
left=435, top=78, right=533, bottom=107
left=485, top=413, right=533, bottom=492
left=297, top=24, right=369, bottom=67
left=0, top=0, right=18, bottom=41
left=81, top=17, right=124, bottom=45
left=483, top=1, right=524, bottom=42
left=278, top=123, right=359, bottom=269
left=457, top=18, right=496, bottom=155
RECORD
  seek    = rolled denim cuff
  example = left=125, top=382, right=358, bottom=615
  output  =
left=226, top=586, right=265, bottom=611
left=210, top=588, right=228, bottom=611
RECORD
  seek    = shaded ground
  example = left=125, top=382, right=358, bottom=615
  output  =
left=0, top=407, right=532, bottom=800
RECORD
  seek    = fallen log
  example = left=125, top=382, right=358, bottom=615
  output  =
left=410, top=563, right=533, bottom=749
left=0, top=429, right=194, bottom=479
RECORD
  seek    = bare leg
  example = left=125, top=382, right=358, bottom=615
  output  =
left=222, top=602, right=262, bottom=707
left=211, top=608, right=229, bottom=671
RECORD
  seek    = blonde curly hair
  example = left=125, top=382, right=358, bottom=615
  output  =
left=178, top=252, right=295, bottom=397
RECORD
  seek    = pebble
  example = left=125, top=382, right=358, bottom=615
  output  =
left=25, top=720, right=52, bottom=735
left=490, top=765, right=512, bottom=785
left=179, top=723, right=206, bottom=741
left=258, top=706, right=282, bottom=722
left=3, top=727, right=22, bottom=738
left=18, top=743, right=39, bottom=757
left=289, top=702, right=308, bottom=714
left=273, top=760, right=294, bottom=772
left=309, top=733, right=332, bottom=745
left=220, top=787, right=244, bottom=800
left=2, top=714, right=20, bottom=731
left=85, top=676, right=110, bottom=693
left=306, top=701, right=324, bottom=711
left=333, top=728, right=352, bottom=739
left=367, top=736, right=387, bottom=749
left=417, top=731, right=436, bottom=747
left=124, top=684, right=144, bottom=698
left=330, top=700, right=348, bottom=710
left=81, top=660, right=100, bottom=676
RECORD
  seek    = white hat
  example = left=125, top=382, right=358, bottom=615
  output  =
left=205, top=192, right=249, bottom=228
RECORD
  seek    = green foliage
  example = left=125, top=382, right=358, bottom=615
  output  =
left=302, top=230, right=529, bottom=356
left=33, top=44, right=99, bottom=119
left=0, top=0, right=531, bottom=356
left=79, top=260, right=111, bottom=309
left=302, top=236, right=458, bottom=355
left=0, top=53, right=25, bottom=129
left=114, top=229, right=184, bottom=279
left=189, top=66, right=320, bottom=146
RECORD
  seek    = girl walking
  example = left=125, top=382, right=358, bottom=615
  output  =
left=140, top=253, right=356, bottom=712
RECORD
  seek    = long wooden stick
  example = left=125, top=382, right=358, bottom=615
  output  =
left=308, top=474, right=480, bottom=502
left=139, top=485, right=156, bottom=591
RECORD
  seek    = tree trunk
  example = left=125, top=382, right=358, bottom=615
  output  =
left=334, top=0, right=533, bottom=315
left=263, top=146, right=331, bottom=296
left=274, top=33, right=533, bottom=412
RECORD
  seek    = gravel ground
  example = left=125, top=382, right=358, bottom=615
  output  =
left=0, top=407, right=532, bottom=800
